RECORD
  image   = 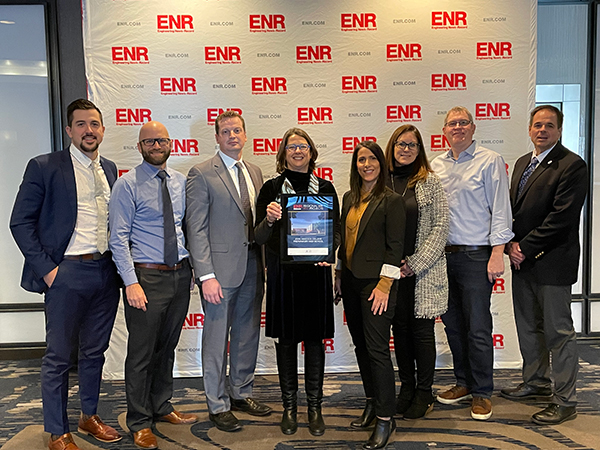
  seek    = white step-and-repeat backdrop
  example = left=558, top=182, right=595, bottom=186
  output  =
left=80, top=0, right=537, bottom=379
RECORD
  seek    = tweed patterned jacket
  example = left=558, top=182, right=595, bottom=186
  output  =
left=405, top=173, right=449, bottom=319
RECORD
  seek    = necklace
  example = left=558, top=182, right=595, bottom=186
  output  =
left=390, top=175, right=409, bottom=197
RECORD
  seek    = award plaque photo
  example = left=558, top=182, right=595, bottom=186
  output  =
left=280, top=194, right=335, bottom=264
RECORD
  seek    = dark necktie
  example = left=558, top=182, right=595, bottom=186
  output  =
left=517, top=157, right=539, bottom=198
left=235, top=162, right=254, bottom=243
left=157, top=170, right=179, bottom=266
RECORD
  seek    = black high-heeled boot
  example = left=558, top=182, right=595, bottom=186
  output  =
left=304, top=341, right=325, bottom=436
left=351, top=398, right=376, bottom=428
left=275, top=342, right=298, bottom=435
left=363, top=418, right=396, bottom=449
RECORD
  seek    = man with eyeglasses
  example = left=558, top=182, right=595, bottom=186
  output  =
left=186, top=111, right=270, bottom=432
left=11, top=99, right=122, bottom=450
left=501, top=105, right=586, bottom=425
left=430, top=106, right=513, bottom=421
left=109, top=121, right=197, bottom=449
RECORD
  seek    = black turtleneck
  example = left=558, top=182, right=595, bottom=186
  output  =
left=283, top=169, right=311, bottom=193
left=391, top=162, right=417, bottom=257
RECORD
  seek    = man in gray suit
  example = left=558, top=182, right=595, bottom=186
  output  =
left=186, top=111, right=271, bottom=432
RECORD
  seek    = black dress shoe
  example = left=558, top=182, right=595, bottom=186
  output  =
left=532, top=404, right=577, bottom=425
left=500, top=383, right=552, bottom=400
left=231, top=398, right=272, bottom=416
left=351, top=398, right=376, bottom=429
left=209, top=411, right=242, bottom=432
left=363, top=418, right=396, bottom=449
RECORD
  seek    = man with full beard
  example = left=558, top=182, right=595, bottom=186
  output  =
left=109, top=121, right=197, bottom=449
left=11, top=99, right=122, bottom=450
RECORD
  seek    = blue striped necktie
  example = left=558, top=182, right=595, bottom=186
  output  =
left=517, top=157, right=539, bottom=198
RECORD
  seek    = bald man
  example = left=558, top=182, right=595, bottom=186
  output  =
left=109, top=122, right=197, bottom=449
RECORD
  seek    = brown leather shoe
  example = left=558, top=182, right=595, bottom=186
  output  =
left=48, top=433, right=80, bottom=450
left=77, top=414, right=122, bottom=442
left=133, top=428, right=158, bottom=449
left=158, top=410, right=198, bottom=424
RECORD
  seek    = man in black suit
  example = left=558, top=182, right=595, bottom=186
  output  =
left=10, top=99, right=122, bottom=450
left=501, top=105, right=587, bottom=425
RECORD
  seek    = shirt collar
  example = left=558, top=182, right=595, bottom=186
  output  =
left=218, top=150, right=243, bottom=170
left=69, top=143, right=97, bottom=168
left=444, top=140, right=476, bottom=161
left=532, top=144, right=555, bottom=164
left=140, top=160, right=168, bottom=178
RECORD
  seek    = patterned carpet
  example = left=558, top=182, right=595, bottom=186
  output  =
left=2, top=343, right=600, bottom=449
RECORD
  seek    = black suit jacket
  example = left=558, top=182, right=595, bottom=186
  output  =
left=510, top=142, right=587, bottom=285
left=10, top=148, right=117, bottom=293
left=339, top=188, right=406, bottom=279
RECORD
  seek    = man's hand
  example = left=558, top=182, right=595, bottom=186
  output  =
left=43, top=266, right=59, bottom=288
left=487, top=246, right=505, bottom=283
left=507, top=241, right=526, bottom=270
left=368, top=287, right=389, bottom=315
left=266, top=202, right=282, bottom=224
left=125, top=283, right=148, bottom=311
left=202, top=278, right=224, bottom=304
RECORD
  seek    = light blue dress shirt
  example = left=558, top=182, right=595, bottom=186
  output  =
left=109, top=161, right=189, bottom=286
left=430, top=140, right=514, bottom=246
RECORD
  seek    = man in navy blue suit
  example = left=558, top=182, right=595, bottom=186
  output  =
left=10, top=99, right=122, bottom=450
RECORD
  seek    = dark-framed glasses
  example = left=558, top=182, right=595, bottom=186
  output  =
left=394, top=141, right=420, bottom=150
left=444, top=120, right=472, bottom=128
left=285, top=143, right=310, bottom=152
left=140, top=138, right=171, bottom=147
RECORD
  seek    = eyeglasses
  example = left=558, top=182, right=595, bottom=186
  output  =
left=140, top=138, right=171, bottom=147
left=444, top=120, right=472, bottom=128
left=394, top=141, right=420, bottom=150
left=285, top=144, right=310, bottom=152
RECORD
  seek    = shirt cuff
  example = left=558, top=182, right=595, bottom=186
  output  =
left=380, top=263, right=401, bottom=280
left=490, top=228, right=515, bottom=246
left=199, top=273, right=216, bottom=282
left=121, top=270, right=138, bottom=287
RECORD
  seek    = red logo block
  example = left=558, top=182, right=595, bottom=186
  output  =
left=476, top=42, right=512, bottom=60
left=249, top=14, right=286, bottom=32
left=183, top=313, right=204, bottom=329
left=493, top=334, right=505, bottom=349
left=313, top=167, right=333, bottom=182
left=171, top=139, right=199, bottom=156
left=206, top=108, right=242, bottom=126
left=341, top=13, right=377, bottom=31
left=160, top=78, right=197, bottom=95
left=341, top=75, right=377, bottom=93
left=251, top=77, right=287, bottom=95
left=253, top=138, right=282, bottom=155
left=111, top=47, right=148, bottom=64
left=475, top=103, right=510, bottom=120
left=205, top=46, right=241, bottom=64
left=115, top=108, right=152, bottom=126
left=342, top=136, right=376, bottom=154
left=431, top=135, right=451, bottom=152
left=386, top=44, right=422, bottom=62
left=297, top=107, right=333, bottom=125
left=387, top=105, right=422, bottom=123
left=157, top=15, right=194, bottom=32
left=431, top=73, right=467, bottom=91
left=431, top=11, right=467, bottom=29
left=493, top=277, right=506, bottom=294
left=296, top=45, right=332, bottom=64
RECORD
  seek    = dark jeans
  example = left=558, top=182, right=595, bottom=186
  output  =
left=442, top=249, right=494, bottom=398
left=42, top=257, right=120, bottom=435
left=393, top=276, right=436, bottom=394
left=124, top=259, right=192, bottom=432
left=342, top=267, right=396, bottom=417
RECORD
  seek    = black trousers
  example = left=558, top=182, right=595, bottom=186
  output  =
left=124, top=259, right=192, bottom=432
left=341, top=267, right=396, bottom=418
left=393, top=276, right=436, bottom=394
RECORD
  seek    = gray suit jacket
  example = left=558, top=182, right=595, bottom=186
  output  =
left=186, top=153, right=264, bottom=288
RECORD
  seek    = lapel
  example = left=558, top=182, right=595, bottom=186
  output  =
left=356, top=194, right=384, bottom=245
left=59, top=149, right=78, bottom=219
left=212, top=153, right=244, bottom=216
left=514, top=144, right=563, bottom=206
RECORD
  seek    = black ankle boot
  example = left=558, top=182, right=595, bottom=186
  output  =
left=351, top=398, right=376, bottom=429
left=396, top=384, right=415, bottom=416
left=304, top=341, right=326, bottom=436
left=276, top=342, right=298, bottom=435
left=403, top=389, right=434, bottom=420
left=363, top=418, right=396, bottom=449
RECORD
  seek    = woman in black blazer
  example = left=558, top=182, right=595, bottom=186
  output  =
left=335, top=141, right=406, bottom=449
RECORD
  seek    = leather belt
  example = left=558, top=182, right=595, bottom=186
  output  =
left=444, top=245, right=491, bottom=253
left=63, top=252, right=111, bottom=261
left=134, top=261, right=183, bottom=271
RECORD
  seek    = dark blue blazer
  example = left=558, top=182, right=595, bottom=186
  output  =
left=10, top=148, right=117, bottom=293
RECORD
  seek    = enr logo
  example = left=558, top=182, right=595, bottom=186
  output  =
left=160, top=78, right=197, bottom=96
left=297, top=107, right=333, bottom=125
left=183, top=313, right=204, bottom=329
left=205, top=46, right=241, bottom=64
left=386, top=44, right=422, bottom=62
left=476, top=42, right=512, bottom=59
left=253, top=138, right=282, bottom=155
left=115, top=108, right=152, bottom=126
left=475, top=103, right=511, bottom=121
left=341, top=75, right=377, bottom=93
left=493, top=334, right=504, bottom=349
left=296, top=45, right=332, bottom=64
left=111, top=46, right=148, bottom=65
left=431, top=11, right=467, bottom=29
left=313, top=167, right=333, bottom=182
left=431, top=73, right=467, bottom=91
left=493, top=277, right=505, bottom=294
left=341, top=13, right=377, bottom=31
left=171, top=139, right=199, bottom=156
left=342, top=136, right=376, bottom=154
left=251, top=77, right=287, bottom=95
left=206, top=108, right=242, bottom=126
left=157, top=15, right=194, bottom=32
left=430, top=135, right=451, bottom=151
left=386, top=105, right=422, bottom=123
left=249, top=14, right=286, bottom=32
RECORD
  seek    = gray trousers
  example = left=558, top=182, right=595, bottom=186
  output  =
left=201, top=249, right=264, bottom=414
left=512, top=272, right=578, bottom=406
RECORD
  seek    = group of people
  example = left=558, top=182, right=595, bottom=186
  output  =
left=9, top=99, right=587, bottom=450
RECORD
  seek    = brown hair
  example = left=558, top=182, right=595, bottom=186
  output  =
left=529, top=104, right=563, bottom=128
left=67, top=99, right=103, bottom=127
left=215, top=110, right=246, bottom=134
left=384, top=124, right=432, bottom=188
left=349, top=141, right=388, bottom=208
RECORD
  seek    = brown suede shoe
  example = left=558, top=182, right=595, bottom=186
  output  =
left=48, top=433, right=79, bottom=450
left=158, top=410, right=198, bottom=424
left=77, top=414, right=122, bottom=442
left=133, top=428, right=158, bottom=449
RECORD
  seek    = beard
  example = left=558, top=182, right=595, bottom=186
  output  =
left=141, top=147, right=170, bottom=166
